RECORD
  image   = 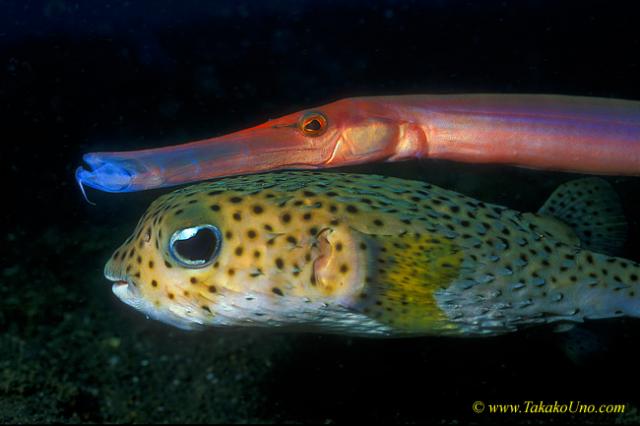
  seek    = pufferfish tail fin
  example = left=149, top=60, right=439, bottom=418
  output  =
left=538, top=177, right=627, bottom=255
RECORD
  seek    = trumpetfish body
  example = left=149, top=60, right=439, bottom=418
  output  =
left=76, top=94, right=640, bottom=197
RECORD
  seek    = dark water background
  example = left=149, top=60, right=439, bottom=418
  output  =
left=2, top=0, right=640, bottom=423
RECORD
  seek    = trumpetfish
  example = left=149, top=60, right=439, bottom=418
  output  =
left=76, top=94, right=640, bottom=200
left=104, top=171, right=639, bottom=336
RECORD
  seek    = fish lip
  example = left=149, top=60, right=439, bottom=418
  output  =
left=104, top=271, right=127, bottom=284
left=104, top=272, right=134, bottom=292
left=106, top=275, right=142, bottom=304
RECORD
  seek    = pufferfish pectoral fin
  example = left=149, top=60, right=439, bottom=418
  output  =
left=347, top=230, right=473, bottom=336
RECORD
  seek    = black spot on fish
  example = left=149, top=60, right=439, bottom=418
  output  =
left=272, top=287, right=284, bottom=296
left=275, top=258, right=284, bottom=269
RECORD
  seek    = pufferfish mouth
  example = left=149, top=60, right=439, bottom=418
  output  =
left=105, top=275, right=143, bottom=307
left=112, top=280, right=128, bottom=288
left=104, top=272, right=135, bottom=295
left=104, top=272, right=129, bottom=287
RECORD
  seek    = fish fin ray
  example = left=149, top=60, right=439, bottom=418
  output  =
left=538, top=177, right=627, bottom=255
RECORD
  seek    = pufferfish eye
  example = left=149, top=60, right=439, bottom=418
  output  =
left=169, top=225, right=222, bottom=268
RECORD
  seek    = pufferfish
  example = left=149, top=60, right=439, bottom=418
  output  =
left=104, top=172, right=639, bottom=337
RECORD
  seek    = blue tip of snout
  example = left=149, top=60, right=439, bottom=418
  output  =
left=76, top=154, right=136, bottom=204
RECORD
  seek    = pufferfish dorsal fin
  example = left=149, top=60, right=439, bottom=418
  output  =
left=536, top=177, right=628, bottom=256
left=352, top=230, right=473, bottom=335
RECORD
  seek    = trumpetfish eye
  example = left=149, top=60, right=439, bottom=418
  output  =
left=299, top=111, right=328, bottom=136
left=169, top=224, right=222, bottom=268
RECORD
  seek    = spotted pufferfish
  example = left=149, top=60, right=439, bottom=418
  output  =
left=105, top=172, right=638, bottom=336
